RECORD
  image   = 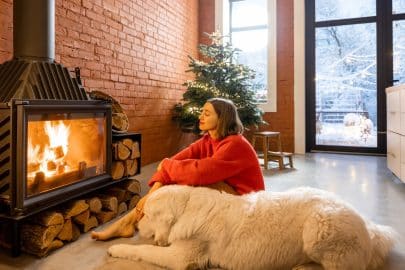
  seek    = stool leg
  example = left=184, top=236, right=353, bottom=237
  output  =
left=289, top=156, right=294, bottom=168
left=277, top=133, right=283, bottom=153
left=278, top=156, right=284, bottom=170
left=263, top=137, right=268, bottom=170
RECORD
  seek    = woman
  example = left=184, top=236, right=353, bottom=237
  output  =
left=91, top=98, right=264, bottom=240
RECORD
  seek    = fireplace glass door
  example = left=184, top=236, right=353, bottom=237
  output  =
left=25, top=111, right=107, bottom=197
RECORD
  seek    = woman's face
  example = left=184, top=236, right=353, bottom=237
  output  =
left=199, top=102, right=219, bottom=132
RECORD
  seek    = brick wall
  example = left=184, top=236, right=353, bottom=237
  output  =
left=0, top=0, right=12, bottom=63
left=0, top=0, right=199, bottom=165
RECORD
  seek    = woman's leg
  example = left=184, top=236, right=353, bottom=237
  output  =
left=91, top=182, right=163, bottom=240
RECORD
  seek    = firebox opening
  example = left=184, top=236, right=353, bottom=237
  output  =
left=26, top=112, right=107, bottom=197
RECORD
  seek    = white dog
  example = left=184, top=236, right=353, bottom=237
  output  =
left=108, top=185, right=396, bottom=270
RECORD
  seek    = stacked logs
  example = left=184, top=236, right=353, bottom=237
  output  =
left=112, top=138, right=140, bottom=180
left=19, top=178, right=142, bottom=257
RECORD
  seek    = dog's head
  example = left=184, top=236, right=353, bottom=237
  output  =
left=138, top=185, right=192, bottom=246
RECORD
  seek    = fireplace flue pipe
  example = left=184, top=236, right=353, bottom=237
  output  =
left=13, top=0, right=55, bottom=62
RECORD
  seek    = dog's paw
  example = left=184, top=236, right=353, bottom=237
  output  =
left=108, top=244, right=141, bottom=261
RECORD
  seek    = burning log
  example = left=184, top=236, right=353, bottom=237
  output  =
left=28, top=162, right=40, bottom=172
left=29, top=166, right=97, bottom=195
left=56, top=164, right=65, bottom=174
left=78, top=161, right=87, bottom=178
left=29, top=171, right=44, bottom=193
left=52, top=145, right=64, bottom=159
left=47, top=160, right=57, bottom=171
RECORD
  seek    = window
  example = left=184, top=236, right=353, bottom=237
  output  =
left=305, top=0, right=405, bottom=154
left=215, top=0, right=277, bottom=112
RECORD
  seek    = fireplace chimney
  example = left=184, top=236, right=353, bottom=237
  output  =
left=0, top=0, right=88, bottom=101
left=14, top=0, right=55, bottom=61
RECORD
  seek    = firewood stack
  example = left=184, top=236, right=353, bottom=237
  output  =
left=20, top=178, right=142, bottom=257
left=112, top=138, right=140, bottom=180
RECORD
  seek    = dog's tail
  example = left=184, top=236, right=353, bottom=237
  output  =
left=367, top=222, right=397, bottom=269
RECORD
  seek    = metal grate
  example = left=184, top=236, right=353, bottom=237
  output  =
left=0, top=59, right=88, bottom=102
left=0, top=109, right=11, bottom=200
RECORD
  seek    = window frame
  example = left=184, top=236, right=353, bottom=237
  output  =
left=215, top=0, right=277, bottom=112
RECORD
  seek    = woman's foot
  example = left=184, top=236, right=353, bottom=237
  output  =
left=91, top=213, right=137, bottom=241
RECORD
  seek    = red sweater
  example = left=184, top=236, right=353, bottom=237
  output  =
left=149, top=134, right=265, bottom=195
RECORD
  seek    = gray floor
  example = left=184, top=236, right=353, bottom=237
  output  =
left=1, top=153, right=405, bottom=269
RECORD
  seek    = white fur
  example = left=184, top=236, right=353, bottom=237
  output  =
left=108, top=186, right=396, bottom=270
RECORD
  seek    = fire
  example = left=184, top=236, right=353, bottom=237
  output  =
left=27, top=121, right=71, bottom=178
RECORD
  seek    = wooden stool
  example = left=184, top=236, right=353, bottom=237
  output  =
left=251, top=131, right=293, bottom=170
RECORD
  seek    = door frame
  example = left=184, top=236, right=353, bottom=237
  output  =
left=305, top=0, right=400, bottom=154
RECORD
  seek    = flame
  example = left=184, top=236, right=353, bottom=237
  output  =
left=45, top=121, right=70, bottom=158
left=27, top=121, right=71, bottom=178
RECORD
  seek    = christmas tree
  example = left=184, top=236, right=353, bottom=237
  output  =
left=174, top=32, right=266, bottom=133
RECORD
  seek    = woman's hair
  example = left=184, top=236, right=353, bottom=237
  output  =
left=207, top=98, right=244, bottom=139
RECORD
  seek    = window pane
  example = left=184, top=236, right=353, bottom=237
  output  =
left=315, top=0, right=376, bottom=22
left=315, top=23, right=377, bottom=147
left=231, top=0, right=267, bottom=28
left=393, top=20, right=405, bottom=84
left=393, top=0, right=405, bottom=14
left=232, top=29, right=267, bottom=102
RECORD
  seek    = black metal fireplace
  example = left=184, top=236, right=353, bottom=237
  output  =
left=0, top=100, right=112, bottom=216
left=0, top=0, right=113, bottom=217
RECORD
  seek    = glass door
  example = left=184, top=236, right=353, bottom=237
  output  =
left=306, top=0, right=405, bottom=153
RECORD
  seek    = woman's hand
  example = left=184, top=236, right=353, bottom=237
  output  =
left=157, top=158, right=169, bottom=171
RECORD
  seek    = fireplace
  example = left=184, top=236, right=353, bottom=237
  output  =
left=0, top=100, right=112, bottom=216
left=0, top=0, right=113, bottom=216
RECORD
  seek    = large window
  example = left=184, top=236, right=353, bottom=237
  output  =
left=217, top=0, right=277, bottom=112
left=230, top=0, right=268, bottom=103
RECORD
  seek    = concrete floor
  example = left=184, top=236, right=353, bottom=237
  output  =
left=1, top=153, right=405, bottom=269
